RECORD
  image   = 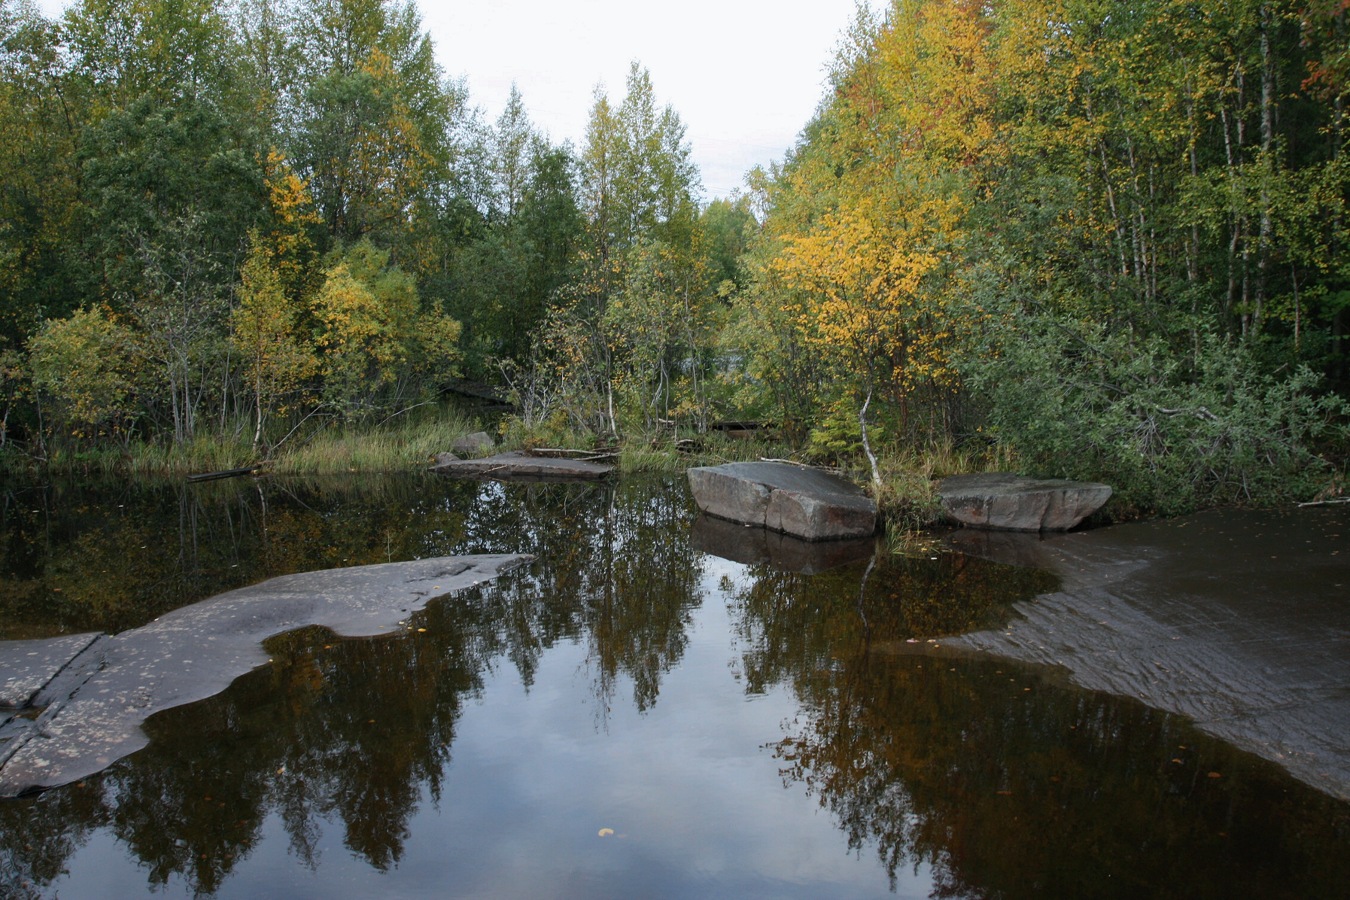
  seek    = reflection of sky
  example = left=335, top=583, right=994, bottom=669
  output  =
left=49, top=557, right=933, bottom=898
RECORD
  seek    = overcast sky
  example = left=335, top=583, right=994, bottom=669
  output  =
left=35, top=0, right=880, bottom=199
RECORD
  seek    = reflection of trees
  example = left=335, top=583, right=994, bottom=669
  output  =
left=448, top=475, right=703, bottom=714
left=731, top=557, right=1350, bottom=897
left=0, top=782, right=109, bottom=900
left=5, top=475, right=1347, bottom=898
left=732, top=550, right=1057, bottom=694
left=0, top=473, right=705, bottom=895
left=0, top=475, right=476, bottom=637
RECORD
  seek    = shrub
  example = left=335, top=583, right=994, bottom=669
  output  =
left=962, top=317, right=1349, bottom=514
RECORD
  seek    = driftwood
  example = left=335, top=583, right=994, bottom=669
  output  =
left=526, top=447, right=619, bottom=463
left=186, top=466, right=259, bottom=484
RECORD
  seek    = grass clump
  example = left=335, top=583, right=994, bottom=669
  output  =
left=268, top=408, right=482, bottom=475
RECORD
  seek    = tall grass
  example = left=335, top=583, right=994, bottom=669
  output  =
left=4, top=406, right=486, bottom=479
left=872, top=437, right=1014, bottom=532
left=268, top=408, right=482, bottom=475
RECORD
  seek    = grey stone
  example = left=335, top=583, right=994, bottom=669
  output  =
left=0, top=633, right=102, bottom=708
left=0, top=554, right=530, bottom=797
left=687, top=462, right=877, bottom=541
left=938, top=473, right=1112, bottom=531
left=431, top=450, right=613, bottom=481
left=450, top=431, right=495, bottom=457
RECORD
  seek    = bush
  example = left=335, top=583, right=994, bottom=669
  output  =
left=962, top=317, right=1349, bottom=515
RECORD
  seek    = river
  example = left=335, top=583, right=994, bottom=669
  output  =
left=1, top=473, right=1346, bottom=898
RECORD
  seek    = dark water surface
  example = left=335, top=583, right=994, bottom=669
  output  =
left=1, top=475, right=1346, bottom=898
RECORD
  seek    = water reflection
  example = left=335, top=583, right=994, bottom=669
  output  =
left=0, top=475, right=1346, bottom=898
left=762, top=650, right=1350, bottom=898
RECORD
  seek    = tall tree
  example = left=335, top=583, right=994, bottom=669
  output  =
left=0, top=1, right=81, bottom=347
left=490, top=83, right=534, bottom=220
left=62, top=0, right=237, bottom=110
left=290, top=0, right=458, bottom=247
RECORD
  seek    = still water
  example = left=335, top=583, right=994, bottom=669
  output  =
left=1, top=474, right=1347, bottom=898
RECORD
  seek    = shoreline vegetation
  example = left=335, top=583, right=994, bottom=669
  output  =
left=3, top=399, right=1342, bottom=546
left=2, top=0, right=1347, bottom=528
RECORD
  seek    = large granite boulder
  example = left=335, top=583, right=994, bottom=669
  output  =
left=938, top=473, right=1111, bottom=531
left=687, top=461, right=877, bottom=541
left=431, top=450, right=613, bottom=481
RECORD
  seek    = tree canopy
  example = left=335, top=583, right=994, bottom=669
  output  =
left=0, top=0, right=1344, bottom=510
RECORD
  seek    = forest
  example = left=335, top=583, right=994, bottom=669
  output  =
left=1, top=0, right=1347, bottom=515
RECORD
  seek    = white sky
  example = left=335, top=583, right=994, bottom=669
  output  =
left=35, top=0, right=880, bottom=199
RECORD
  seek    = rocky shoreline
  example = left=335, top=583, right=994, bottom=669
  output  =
left=935, top=506, right=1350, bottom=801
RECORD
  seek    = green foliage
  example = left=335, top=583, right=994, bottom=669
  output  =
left=699, top=196, right=755, bottom=290
left=0, top=3, right=82, bottom=345
left=807, top=396, right=865, bottom=460
left=963, top=317, right=1350, bottom=513
left=580, top=62, right=701, bottom=262
left=502, top=65, right=715, bottom=443
left=311, top=239, right=460, bottom=418
left=231, top=235, right=317, bottom=447
left=27, top=304, right=138, bottom=438
left=721, top=0, right=1350, bottom=512
left=5, top=0, right=1347, bottom=514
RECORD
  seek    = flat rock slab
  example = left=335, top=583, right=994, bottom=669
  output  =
left=0, top=554, right=529, bottom=797
left=691, top=513, right=876, bottom=574
left=431, top=450, right=613, bottom=481
left=939, top=473, right=1112, bottom=531
left=938, top=506, right=1350, bottom=801
left=687, top=462, right=877, bottom=541
left=0, top=633, right=103, bottom=708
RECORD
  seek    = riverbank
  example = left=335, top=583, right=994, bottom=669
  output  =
left=929, top=505, right=1350, bottom=801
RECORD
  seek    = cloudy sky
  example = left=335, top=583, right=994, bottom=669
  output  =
left=35, top=0, right=881, bottom=199
left=424, top=0, right=880, bottom=198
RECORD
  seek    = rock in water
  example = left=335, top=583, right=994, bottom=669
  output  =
left=938, top=473, right=1112, bottom=531
left=687, top=462, right=877, bottom=541
left=431, top=451, right=613, bottom=481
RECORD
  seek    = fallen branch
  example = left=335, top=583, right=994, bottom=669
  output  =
left=1297, top=497, right=1350, bottom=507
left=187, top=466, right=259, bottom=483
left=528, top=447, right=618, bottom=462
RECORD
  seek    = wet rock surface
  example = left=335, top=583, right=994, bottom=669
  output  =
left=431, top=450, right=613, bottom=481
left=0, top=633, right=103, bottom=708
left=687, top=461, right=877, bottom=541
left=0, top=554, right=530, bottom=797
left=940, top=507, right=1350, bottom=800
left=938, top=473, right=1112, bottom=531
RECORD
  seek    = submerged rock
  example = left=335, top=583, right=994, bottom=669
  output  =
left=938, top=473, right=1112, bottom=531
left=687, top=461, right=877, bottom=541
left=0, top=554, right=530, bottom=797
left=431, top=450, right=613, bottom=481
